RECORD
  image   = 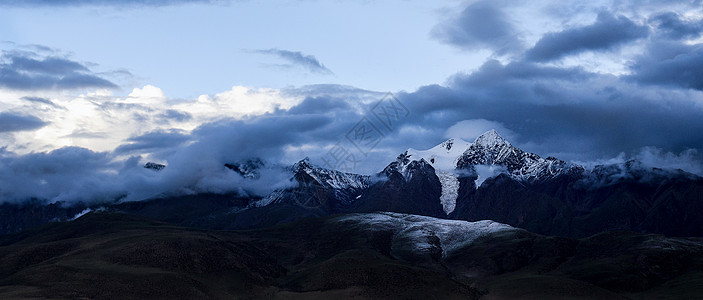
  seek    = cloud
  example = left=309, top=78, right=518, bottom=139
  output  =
left=156, top=109, right=192, bottom=123
left=173, top=86, right=302, bottom=121
left=21, top=96, right=61, bottom=108
left=9, top=54, right=89, bottom=74
left=63, top=130, right=107, bottom=139
left=632, top=45, right=703, bottom=90
left=0, top=83, right=365, bottom=203
left=254, top=48, right=333, bottom=74
left=453, top=59, right=590, bottom=87
left=286, top=96, right=351, bottom=115
left=444, top=119, right=516, bottom=142
left=431, top=0, right=522, bottom=55
left=0, top=0, right=227, bottom=7
left=398, top=58, right=703, bottom=164
left=114, top=129, right=191, bottom=154
left=474, top=165, right=508, bottom=187
left=282, top=84, right=381, bottom=102
left=0, top=82, right=400, bottom=203
left=0, top=83, right=310, bottom=155
left=0, top=147, right=123, bottom=203
left=629, top=41, right=703, bottom=90
left=2, top=71, right=703, bottom=204
left=0, top=113, right=330, bottom=203
left=0, top=112, right=47, bottom=132
left=635, top=147, right=703, bottom=175
left=0, top=51, right=117, bottom=90
left=649, top=12, right=703, bottom=40
left=126, top=84, right=166, bottom=101
left=526, top=12, right=649, bottom=62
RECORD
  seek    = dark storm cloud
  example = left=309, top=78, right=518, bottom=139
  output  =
left=0, top=52, right=117, bottom=90
left=432, top=1, right=522, bottom=55
left=190, top=113, right=338, bottom=161
left=389, top=59, right=703, bottom=166
left=115, top=130, right=191, bottom=154
left=0, top=0, right=227, bottom=7
left=0, top=112, right=47, bottom=132
left=0, top=147, right=123, bottom=203
left=255, top=49, right=333, bottom=74
left=628, top=34, right=703, bottom=90
left=624, top=10, right=703, bottom=91
left=650, top=12, right=703, bottom=40
left=526, top=12, right=649, bottom=61
left=456, top=59, right=590, bottom=86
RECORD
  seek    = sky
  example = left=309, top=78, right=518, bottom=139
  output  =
left=1, top=0, right=703, bottom=203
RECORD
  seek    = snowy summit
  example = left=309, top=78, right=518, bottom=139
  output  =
left=389, top=130, right=581, bottom=215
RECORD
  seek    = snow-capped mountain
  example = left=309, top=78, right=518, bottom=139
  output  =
left=225, top=158, right=266, bottom=179
left=143, top=131, right=703, bottom=238
left=383, top=130, right=583, bottom=215
left=292, top=158, right=370, bottom=192
left=456, top=129, right=582, bottom=182
left=3, top=129, right=702, bottom=239
left=405, top=137, right=471, bottom=171
left=256, top=158, right=370, bottom=209
left=395, top=129, right=581, bottom=183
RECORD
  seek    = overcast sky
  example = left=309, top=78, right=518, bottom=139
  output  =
left=1, top=0, right=702, bottom=203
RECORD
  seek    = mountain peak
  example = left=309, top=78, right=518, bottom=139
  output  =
left=473, top=129, right=509, bottom=148
left=144, top=162, right=166, bottom=171
left=398, top=138, right=470, bottom=172
left=439, top=138, right=455, bottom=151
left=294, top=157, right=314, bottom=170
left=438, top=137, right=470, bottom=152
left=225, top=158, right=265, bottom=179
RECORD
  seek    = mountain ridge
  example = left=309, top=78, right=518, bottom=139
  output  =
left=0, top=130, right=701, bottom=239
left=4, top=210, right=703, bottom=299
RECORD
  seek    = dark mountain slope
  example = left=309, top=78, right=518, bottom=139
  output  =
left=1, top=212, right=703, bottom=299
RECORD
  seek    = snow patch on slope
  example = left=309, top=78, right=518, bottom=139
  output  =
left=295, top=158, right=369, bottom=190
left=69, top=207, right=105, bottom=221
left=435, top=171, right=459, bottom=214
left=401, top=138, right=469, bottom=214
left=337, top=212, right=514, bottom=258
left=405, top=138, right=470, bottom=170
left=70, top=208, right=92, bottom=221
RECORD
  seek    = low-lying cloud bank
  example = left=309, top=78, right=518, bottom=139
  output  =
left=0, top=129, right=299, bottom=204
left=0, top=85, right=384, bottom=204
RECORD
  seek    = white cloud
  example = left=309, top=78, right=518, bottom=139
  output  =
left=184, top=86, right=300, bottom=117
left=0, top=85, right=304, bottom=156
left=474, top=164, right=508, bottom=187
left=124, top=84, right=166, bottom=103
left=635, top=147, right=703, bottom=176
